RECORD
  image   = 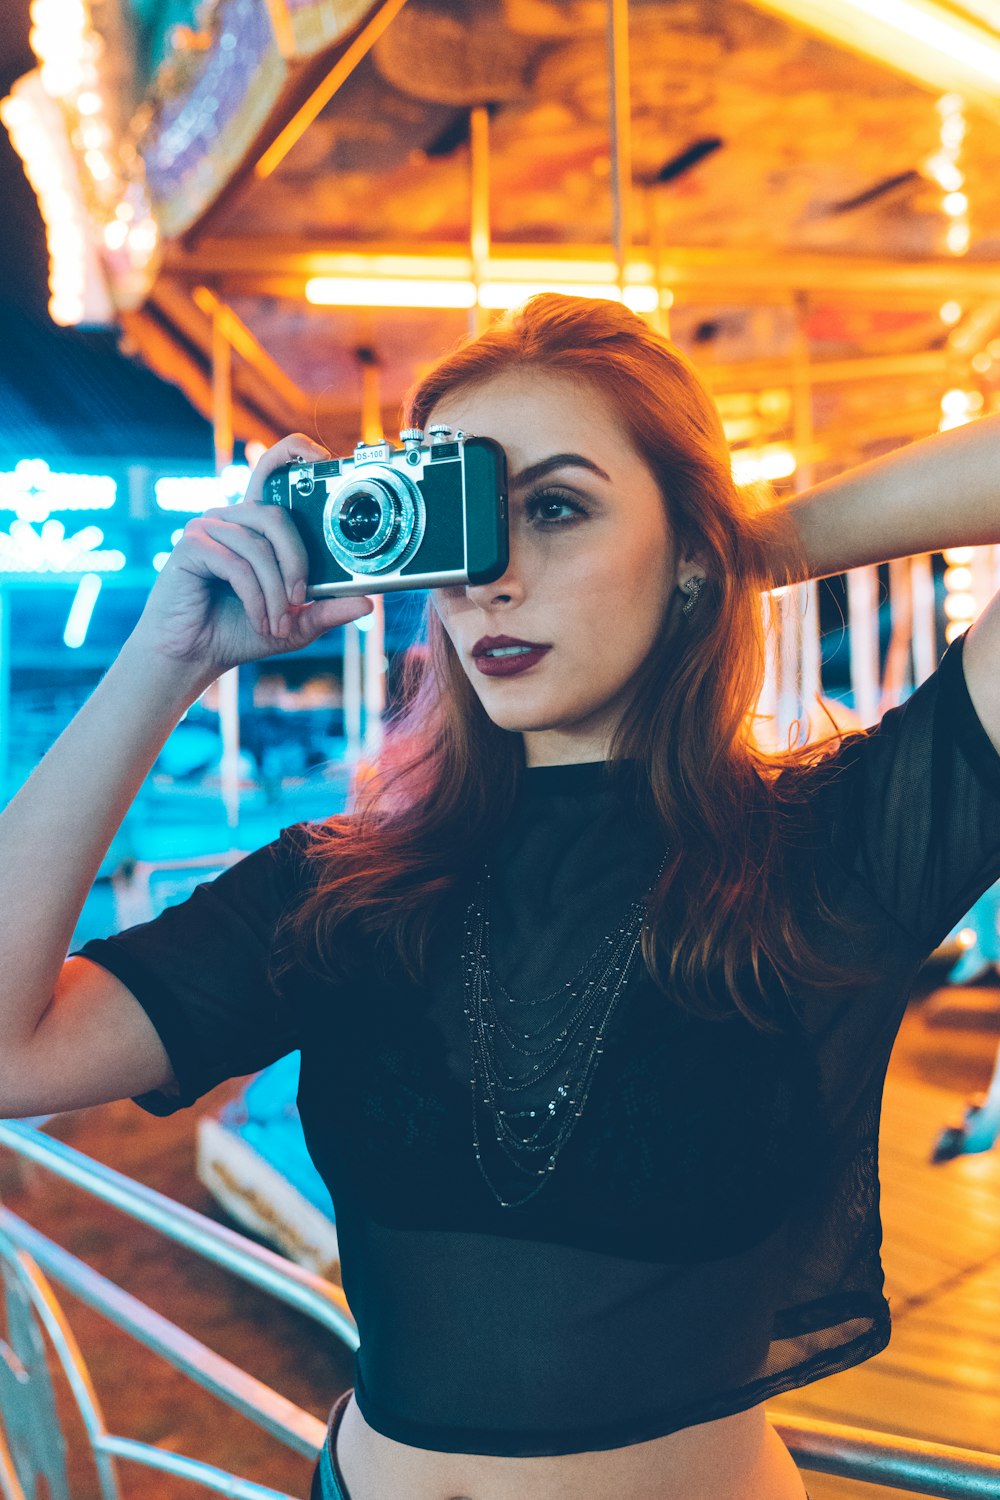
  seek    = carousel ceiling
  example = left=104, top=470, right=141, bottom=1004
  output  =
left=6, top=0, right=1000, bottom=473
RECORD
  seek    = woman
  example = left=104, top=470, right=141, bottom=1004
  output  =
left=1, top=295, right=999, bottom=1500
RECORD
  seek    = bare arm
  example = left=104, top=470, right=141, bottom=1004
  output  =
left=0, top=646, right=211, bottom=1115
left=773, top=411, right=1000, bottom=583
left=0, top=434, right=372, bottom=1119
left=767, top=411, right=1000, bottom=757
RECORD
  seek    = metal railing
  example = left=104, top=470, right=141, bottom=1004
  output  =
left=2, top=1121, right=1000, bottom=1498
left=0, top=1119, right=355, bottom=1499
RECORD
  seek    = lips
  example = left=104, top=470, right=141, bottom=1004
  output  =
left=472, top=634, right=549, bottom=656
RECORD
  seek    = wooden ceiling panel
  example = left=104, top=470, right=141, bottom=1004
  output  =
left=69, top=0, right=1000, bottom=461
left=193, top=0, right=1000, bottom=264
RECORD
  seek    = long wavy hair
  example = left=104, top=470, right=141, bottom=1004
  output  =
left=276, top=294, right=875, bottom=1033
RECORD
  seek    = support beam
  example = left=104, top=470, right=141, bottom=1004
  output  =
left=119, top=309, right=283, bottom=448
left=701, top=350, right=950, bottom=392
left=607, top=0, right=633, bottom=293
left=162, top=240, right=1000, bottom=302
left=210, top=310, right=242, bottom=833
left=193, top=286, right=311, bottom=416
left=255, top=0, right=412, bottom=180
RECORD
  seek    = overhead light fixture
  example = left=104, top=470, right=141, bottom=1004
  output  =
left=305, top=278, right=477, bottom=310
left=304, top=277, right=662, bottom=313
left=748, top=0, right=1000, bottom=111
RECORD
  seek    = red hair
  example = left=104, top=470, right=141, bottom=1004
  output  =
left=276, top=295, right=876, bottom=1032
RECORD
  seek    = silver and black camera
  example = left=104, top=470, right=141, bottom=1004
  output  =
left=261, top=425, right=508, bottom=597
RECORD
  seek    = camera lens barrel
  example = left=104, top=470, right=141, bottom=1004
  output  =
left=322, top=467, right=425, bottom=575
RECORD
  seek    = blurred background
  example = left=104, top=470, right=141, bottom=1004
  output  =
left=4, top=4, right=1000, bottom=1496
left=6, top=0, right=1000, bottom=907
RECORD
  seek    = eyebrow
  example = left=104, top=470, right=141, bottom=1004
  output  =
left=509, top=453, right=612, bottom=489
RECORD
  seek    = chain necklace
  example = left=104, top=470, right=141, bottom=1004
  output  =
left=461, top=848, right=669, bottom=1209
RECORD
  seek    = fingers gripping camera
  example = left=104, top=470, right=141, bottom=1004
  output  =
left=262, top=426, right=509, bottom=598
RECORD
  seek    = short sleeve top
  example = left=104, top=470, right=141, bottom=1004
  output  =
left=74, top=629, right=1000, bottom=1456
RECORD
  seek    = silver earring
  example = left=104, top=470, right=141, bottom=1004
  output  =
left=682, top=576, right=705, bottom=618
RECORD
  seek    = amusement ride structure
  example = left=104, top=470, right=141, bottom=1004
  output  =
left=3, top=1, right=1000, bottom=1495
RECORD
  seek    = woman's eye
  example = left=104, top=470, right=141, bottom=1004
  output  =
left=524, top=490, right=586, bottom=526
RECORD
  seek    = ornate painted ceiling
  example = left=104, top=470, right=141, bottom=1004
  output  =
left=10, top=0, right=1000, bottom=474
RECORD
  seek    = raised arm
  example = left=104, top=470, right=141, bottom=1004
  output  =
left=0, top=435, right=372, bottom=1119
left=774, top=410, right=1000, bottom=582
left=769, top=411, right=1000, bottom=756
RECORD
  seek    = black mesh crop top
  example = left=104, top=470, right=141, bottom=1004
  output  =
left=75, top=630, right=1000, bottom=1457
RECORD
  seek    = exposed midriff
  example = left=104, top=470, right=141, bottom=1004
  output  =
left=334, top=1395, right=810, bottom=1500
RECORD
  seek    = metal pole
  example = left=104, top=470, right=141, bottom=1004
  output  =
left=357, top=345, right=382, bottom=446
left=343, top=622, right=362, bottom=762
left=608, top=0, right=632, bottom=295
left=362, top=599, right=385, bottom=758
left=0, top=586, right=9, bottom=801
left=758, top=592, right=779, bottom=751
left=881, top=555, right=914, bottom=712
left=469, top=104, right=491, bottom=337
left=846, top=565, right=880, bottom=725
left=355, top=347, right=386, bottom=758
left=777, top=586, right=800, bottom=746
left=212, top=306, right=241, bottom=832
left=910, top=552, right=936, bottom=684
left=647, top=184, right=671, bottom=338
left=792, top=292, right=820, bottom=733
left=798, top=579, right=821, bottom=735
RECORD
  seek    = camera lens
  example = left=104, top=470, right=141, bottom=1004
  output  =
left=339, top=493, right=382, bottom=543
left=322, top=465, right=425, bottom=575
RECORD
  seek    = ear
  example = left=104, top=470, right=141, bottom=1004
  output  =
left=676, top=550, right=711, bottom=592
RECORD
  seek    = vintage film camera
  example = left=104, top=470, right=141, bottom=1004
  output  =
left=261, top=425, right=508, bottom=597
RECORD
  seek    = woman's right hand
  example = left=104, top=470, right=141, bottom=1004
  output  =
left=127, top=434, right=374, bottom=683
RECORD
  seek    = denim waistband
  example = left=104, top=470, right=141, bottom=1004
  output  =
left=309, top=1388, right=354, bottom=1500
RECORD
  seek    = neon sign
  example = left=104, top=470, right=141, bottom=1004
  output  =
left=0, top=519, right=126, bottom=573
left=153, top=528, right=184, bottom=573
left=154, top=465, right=250, bottom=513
left=64, top=572, right=102, bottom=646
left=0, top=459, right=116, bottom=520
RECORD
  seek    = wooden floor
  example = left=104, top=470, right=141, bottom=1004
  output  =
left=2, top=979, right=1000, bottom=1498
left=768, top=978, right=1000, bottom=1499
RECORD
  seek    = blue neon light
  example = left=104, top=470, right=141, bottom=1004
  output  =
left=0, top=460, right=116, bottom=519
left=63, top=573, right=102, bottom=647
left=0, top=519, right=126, bottom=574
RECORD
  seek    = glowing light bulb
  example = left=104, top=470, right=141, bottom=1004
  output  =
left=944, top=591, right=976, bottom=620
left=941, top=389, right=969, bottom=415
left=946, top=220, right=971, bottom=255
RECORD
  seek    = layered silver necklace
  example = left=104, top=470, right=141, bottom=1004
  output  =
left=461, top=847, right=669, bottom=1209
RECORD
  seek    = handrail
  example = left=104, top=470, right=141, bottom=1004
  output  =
left=3, top=1119, right=1000, bottom=1497
left=0, top=1208, right=326, bottom=1459
left=0, top=1119, right=357, bottom=1350
left=771, top=1414, right=1000, bottom=1498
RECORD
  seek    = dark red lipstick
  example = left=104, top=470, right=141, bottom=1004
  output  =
left=471, top=634, right=551, bottom=678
